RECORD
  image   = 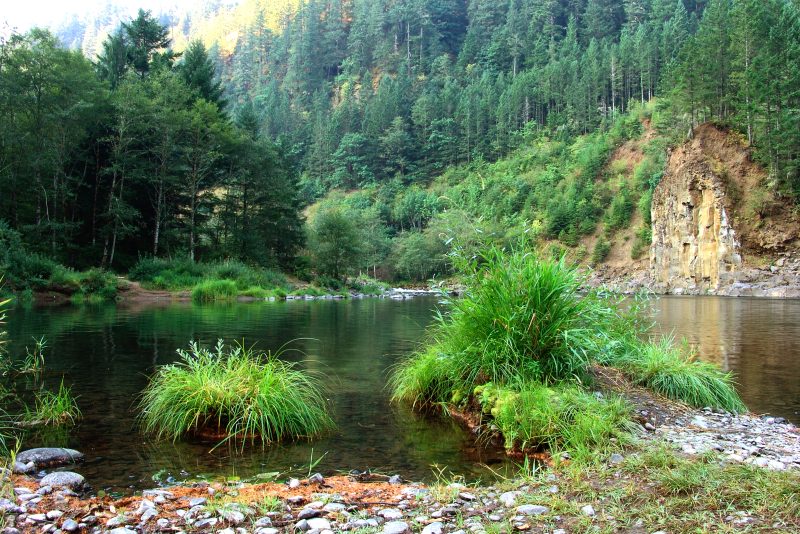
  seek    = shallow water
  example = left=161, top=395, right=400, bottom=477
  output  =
left=4, top=295, right=799, bottom=492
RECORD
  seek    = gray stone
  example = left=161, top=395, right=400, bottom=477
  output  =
left=16, top=449, right=84, bottom=470
left=107, top=529, right=136, bottom=534
left=27, top=514, right=47, bottom=523
left=254, top=517, right=274, bottom=527
left=188, top=497, right=207, bottom=507
left=12, top=461, right=35, bottom=475
left=306, top=518, right=331, bottom=530
left=379, top=509, right=403, bottom=520
left=295, top=519, right=310, bottom=531
left=609, top=453, right=625, bottom=465
left=39, top=472, right=84, bottom=490
left=383, top=521, right=410, bottom=534
left=581, top=505, right=596, bottom=517
left=388, top=475, right=403, bottom=485
left=36, top=487, right=52, bottom=496
left=45, top=511, right=62, bottom=520
left=287, top=496, right=305, bottom=505
left=13, top=487, right=32, bottom=496
left=257, top=529, right=280, bottom=534
left=194, top=518, right=218, bottom=529
left=458, top=492, right=477, bottom=501
left=218, top=529, right=236, bottom=534
left=516, top=505, right=549, bottom=516
left=308, top=473, right=325, bottom=485
left=297, top=508, right=320, bottom=520
left=156, top=518, right=170, bottom=529
left=18, top=493, right=39, bottom=502
left=322, top=503, right=346, bottom=513
left=288, top=478, right=301, bottom=489
left=499, top=491, right=520, bottom=507
left=140, top=508, right=158, bottom=523
left=106, top=516, right=127, bottom=528
left=221, top=510, right=246, bottom=525
left=60, top=520, right=78, bottom=532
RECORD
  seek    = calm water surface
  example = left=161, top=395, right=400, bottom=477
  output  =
left=5, top=296, right=799, bottom=492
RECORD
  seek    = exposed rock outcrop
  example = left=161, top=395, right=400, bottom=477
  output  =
left=650, top=132, right=742, bottom=291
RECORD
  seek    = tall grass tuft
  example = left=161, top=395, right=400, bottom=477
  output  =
left=139, top=341, right=333, bottom=447
left=391, top=247, right=616, bottom=406
left=23, top=380, right=81, bottom=426
left=191, top=280, right=238, bottom=302
left=615, top=337, right=746, bottom=413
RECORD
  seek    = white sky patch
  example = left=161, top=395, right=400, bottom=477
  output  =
left=1, top=0, right=198, bottom=31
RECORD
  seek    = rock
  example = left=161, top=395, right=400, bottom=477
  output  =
left=156, top=519, right=170, bottom=529
left=60, top=520, right=78, bottom=532
left=420, top=521, right=444, bottom=534
left=322, top=503, right=346, bottom=513
left=188, top=497, right=207, bottom=507
left=12, top=462, right=35, bottom=475
left=295, top=519, right=310, bottom=531
left=516, top=505, right=549, bottom=516
left=288, top=478, right=301, bottom=489
left=13, top=488, right=32, bottom=496
left=379, top=509, right=403, bottom=520
left=382, top=521, right=410, bottom=534
left=140, top=508, right=158, bottom=523
left=297, top=508, right=320, bottom=520
left=218, top=529, right=236, bottom=534
left=581, top=505, right=596, bottom=517
left=18, top=493, right=39, bottom=502
left=36, top=487, right=52, bottom=496
left=194, top=518, right=218, bottom=529
left=16, top=449, right=84, bottom=470
left=27, top=514, right=47, bottom=523
left=39, top=472, right=84, bottom=490
left=45, top=511, right=62, bottom=521
left=308, top=473, right=325, bottom=485
left=255, top=517, right=274, bottom=527
left=108, top=529, right=136, bottom=534
left=287, top=496, right=306, bottom=505
left=306, top=518, right=331, bottom=530
left=106, top=516, right=127, bottom=528
left=257, top=529, right=280, bottom=534
left=388, top=475, right=403, bottom=485
left=458, top=492, right=477, bottom=501
left=609, top=453, right=624, bottom=465
left=499, top=491, right=520, bottom=507
left=220, top=510, right=245, bottom=525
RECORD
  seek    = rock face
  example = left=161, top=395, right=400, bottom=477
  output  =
left=651, top=139, right=742, bottom=292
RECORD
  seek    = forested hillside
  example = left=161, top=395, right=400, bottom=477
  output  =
left=1, top=0, right=799, bottom=296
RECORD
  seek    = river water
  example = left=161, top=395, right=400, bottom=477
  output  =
left=4, top=296, right=798, bottom=492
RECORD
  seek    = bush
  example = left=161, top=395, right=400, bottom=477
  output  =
left=390, top=231, right=449, bottom=282
left=191, top=280, right=238, bottom=302
left=391, top=247, right=616, bottom=406
left=591, top=239, right=611, bottom=266
left=139, top=341, right=333, bottom=446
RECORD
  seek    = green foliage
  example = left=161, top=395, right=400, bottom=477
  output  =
left=477, top=382, right=632, bottom=456
left=191, top=280, right=239, bottom=302
left=609, top=337, right=746, bottom=413
left=130, top=258, right=288, bottom=293
left=591, top=239, right=611, bottom=266
left=390, top=231, right=449, bottom=282
left=23, top=380, right=81, bottom=427
left=391, top=247, right=618, bottom=407
left=631, top=226, right=652, bottom=260
left=139, top=341, right=333, bottom=446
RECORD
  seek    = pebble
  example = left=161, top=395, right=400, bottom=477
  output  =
left=379, top=509, right=403, bottom=520
left=254, top=517, right=274, bottom=527
left=388, top=475, right=403, bottom=485
left=257, top=529, right=280, bottom=534
left=322, top=503, right=346, bottom=513
left=516, top=505, right=549, bottom=516
left=220, top=509, right=245, bottom=524
left=194, top=518, right=217, bottom=529
left=107, top=529, right=136, bottom=534
left=421, top=522, right=443, bottom=534
left=188, top=497, right=207, bottom=507
left=609, top=453, right=625, bottom=465
left=499, top=491, right=520, bottom=507
left=306, top=518, right=331, bottom=530
left=39, top=472, right=84, bottom=490
left=308, top=473, right=325, bottom=485
left=298, top=508, right=320, bottom=520
left=458, top=492, right=476, bottom=501
left=156, top=519, right=170, bottom=529
left=45, top=511, right=62, bottom=520
left=382, top=521, right=410, bottom=534
left=295, top=519, right=310, bottom=531
left=60, top=520, right=78, bottom=532
left=581, top=504, right=596, bottom=517
left=288, top=478, right=301, bottom=489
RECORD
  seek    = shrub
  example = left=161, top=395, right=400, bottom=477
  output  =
left=191, top=280, right=238, bottom=302
left=391, top=247, right=616, bottom=406
left=139, top=341, right=333, bottom=446
left=591, top=239, right=611, bottom=266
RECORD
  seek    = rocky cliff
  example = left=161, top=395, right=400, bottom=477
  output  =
left=590, top=123, right=800, bottom=297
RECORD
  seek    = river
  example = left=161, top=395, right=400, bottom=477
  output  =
left=4, top=295, right=798, bottom=492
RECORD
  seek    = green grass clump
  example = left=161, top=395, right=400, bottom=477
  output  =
left=130, top=258, right=289, bottom=293
left=614, top=337, right=746, bottom=413
left=477, top=382, right=632, bottom=456
left=23, top=380, right=81, bottom=426
left=191, top=280, right=239, bottom=302
left=139, top=341, right=333, bottom=446
left=392, top=247, right=615, bottom=407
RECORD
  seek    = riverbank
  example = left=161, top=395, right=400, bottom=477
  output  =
left=3, top=366, right=798, bottom=533
left=4, top=412, right=798, bottom=534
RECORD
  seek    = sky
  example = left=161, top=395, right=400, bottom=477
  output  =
left=1, top=0, right=197, bottom=31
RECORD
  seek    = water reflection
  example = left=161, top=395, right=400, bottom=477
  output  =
left=649, top=296, right=800, bottom=422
